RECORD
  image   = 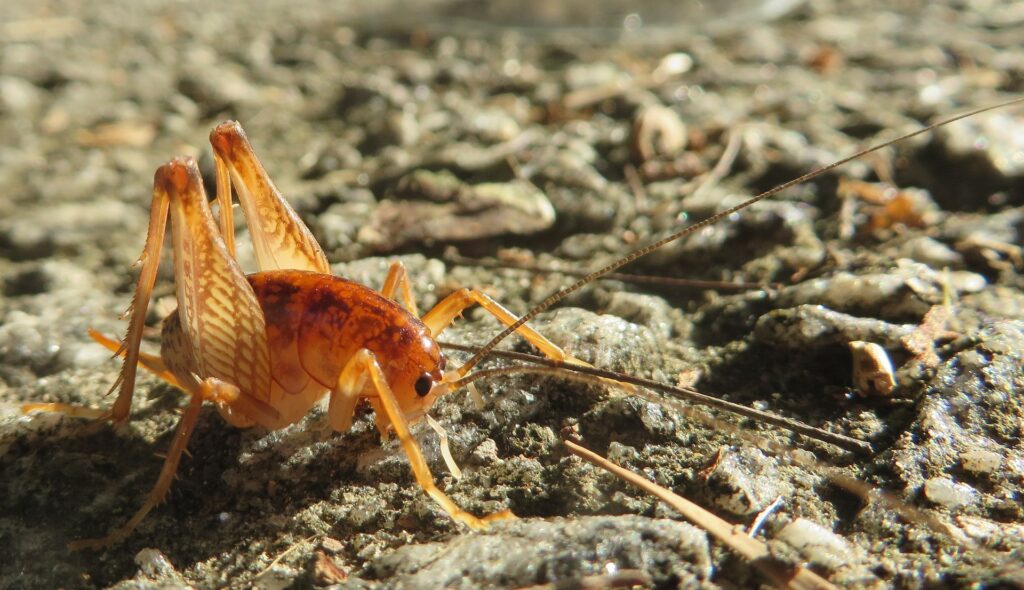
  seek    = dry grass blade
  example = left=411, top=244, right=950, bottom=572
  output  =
left=564, top=439, right=838, bottom=590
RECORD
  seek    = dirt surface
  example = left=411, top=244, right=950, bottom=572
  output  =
left=2, top=0, right=1023, bottom=588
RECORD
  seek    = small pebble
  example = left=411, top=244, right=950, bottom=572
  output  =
left=899, top=236, right=963, bottom=267
left=848, top=341, right=896, bottom=397
left=470, top=438, right=500, bottom=466
left=698, top=447, right=790, bottom=517
left=959, top=449, right=1002, bottom=474
left=607, top=441, right=640, bottom=465
left=630, top=104, right=687, bottom=162
left=134, top=548, right=179, bottom=579
left=924, top=477, right=979, bottom=509
left=776, top=518, right=854, bottom=572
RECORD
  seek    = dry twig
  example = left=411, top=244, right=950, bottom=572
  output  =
left=564, top=439, right=838, bottom=590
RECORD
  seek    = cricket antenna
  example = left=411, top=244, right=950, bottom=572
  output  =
left=456, top=96, right=1024, bottom=377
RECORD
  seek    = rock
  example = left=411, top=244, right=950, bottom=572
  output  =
left=924, top=477, right=979, bottom=509
left=359, top=172, right=555, bottom=251
left=0, top=76, right=42, bottom=113
left=134, top=548, right=182, bottom=580
left=959, top=449, right=1002, bottom=475
left=696, top=447, right=792, bottom=517
left=775, top=518, right=855, bottom=573
left=365, top=516, right=712, bottom=588
left=754, top=304, right=914, bottom=349
left=937, top=111, right=1024, bottom=177
left=774, top=260, right=987, bottom=319
left=630, top=104, right=687, bottom=162
left=0, top=310, right=62, bottom=379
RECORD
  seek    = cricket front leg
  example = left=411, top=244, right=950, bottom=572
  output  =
left=421, top=288, right=605, bottom=370
left=421, top=289, right=579, bottom=361
left=338, top=349, right=515, bottom=529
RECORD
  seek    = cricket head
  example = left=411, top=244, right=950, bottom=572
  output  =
left=371, top=315, right=450, bottom=429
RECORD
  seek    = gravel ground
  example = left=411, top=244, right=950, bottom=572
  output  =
left=1, top=0, right=1023, bottom=588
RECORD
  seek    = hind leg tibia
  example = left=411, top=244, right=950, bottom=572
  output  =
left=65, top=377, right=233, bottom=550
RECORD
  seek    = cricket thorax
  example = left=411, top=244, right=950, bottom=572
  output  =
left=246, top=270, right=443, bottom=395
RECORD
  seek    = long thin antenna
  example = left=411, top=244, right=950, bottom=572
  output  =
left=456, top=97, right=1024, bottom=376
left=441, top=341, right=872, bottom=454
left=444, top=252, right=771, bottom=291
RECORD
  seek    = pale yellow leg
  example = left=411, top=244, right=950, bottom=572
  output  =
left=22, top=329, right=184, bottom=419
left=106, top=183, right=172, bottom=424
left=88, top=328, right=181, bottom=388
left=326, top=359, right=367, bottom=433
left=337, top=349, right=514, bottom=529
left=421, top=289, right=574, bottom=361
left=379, top=261, right=419, bottom=316
left=21, top=332, right=282, bottom=427
left=421, top=288, right=634, bottom=393
left=20, top=403, right=107, bottom=420
left=66, top=378, right=229, bottom=550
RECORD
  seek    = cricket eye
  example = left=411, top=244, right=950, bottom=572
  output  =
left=414, top=373, right=433, bottom=397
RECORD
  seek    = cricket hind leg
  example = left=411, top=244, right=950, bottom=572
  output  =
left=26, top=326, right=277, bottom=428
left=105, top=180, right=173, bottom=424
left=330, top=349, right=514, bottom=529
left=67, top=378, right=226, bottom=550
left=21, top=331, right=181, bottom=419
left=20, top=186, right=172, bottom=425
left=208, top=121, right=331, bottom=275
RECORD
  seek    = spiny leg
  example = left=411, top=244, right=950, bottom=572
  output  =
left=68, top=380, right=209, bottom=550
left=20, top=181, right=171, bottom=425
left=88, top=328, right=182, bottom=388
left=23, top=330, right=182, bottom=419
left=336, top=349, right=514, bottom=529
left=87, top=328, right=279, bottom=424
left=379, top=261, right=419, bottom=316
left=108, top=180, right=172, bottom=423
